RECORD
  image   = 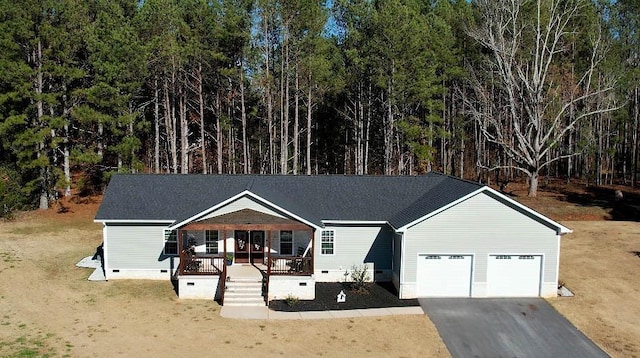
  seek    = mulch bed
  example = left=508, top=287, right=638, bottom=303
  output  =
left=269, top=282, right=419, bottom=312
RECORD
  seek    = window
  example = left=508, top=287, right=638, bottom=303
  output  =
left=164, top=230, right=178, bottom=255
left=280, top=230, right=293, bottom=255
left=205, top=230, right=218, bottom=254
left=321, top=230, right=335, bottom=255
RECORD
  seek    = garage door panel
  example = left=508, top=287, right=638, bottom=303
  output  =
left=487, top=255, right=541, bottom=297
left=417, top=254, right=472, bottom=297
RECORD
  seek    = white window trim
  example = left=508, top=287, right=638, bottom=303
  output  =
left=320, top=229, right=335, bottom=256
left=205, top=230, right=219, bottom=254
left=279, top=230, right=294, bottom=256
left=163, top=229, right=178, bottom=256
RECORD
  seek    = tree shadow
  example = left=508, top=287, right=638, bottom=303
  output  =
left=558, top=185, right=640, bottom=221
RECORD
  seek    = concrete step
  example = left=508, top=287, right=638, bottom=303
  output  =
left=226, top=283, right=262, bottom=291
left=223, top=294, right=265, bottom=306
left=226, top=277, right=263, bottom=283
left=225, top=280, right=262, bottom=286
left=225, top=290, right=262, bottom=298
left=224, top=279, right=264, bottom=307
left=225, top=289, right=262, bottom=296
left=224, top=300, right=266, bottom=307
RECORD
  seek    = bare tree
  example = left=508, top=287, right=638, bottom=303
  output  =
left=468, top=0, right=618, bottom=196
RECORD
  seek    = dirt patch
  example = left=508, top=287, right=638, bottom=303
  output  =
left=0, top=205, right=449, bottom=358
left=493, top=178, right=640, bottom=221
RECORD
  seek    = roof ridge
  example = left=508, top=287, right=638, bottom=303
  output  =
left=428, top=171, right=484, bottom=188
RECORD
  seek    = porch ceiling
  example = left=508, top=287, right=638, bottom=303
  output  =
left=182, top=208, right=312, bottom=231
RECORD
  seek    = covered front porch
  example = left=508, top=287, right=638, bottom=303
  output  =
left=175, top=209, right=315, bottom=303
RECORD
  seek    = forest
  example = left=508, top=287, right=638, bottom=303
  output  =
left=0, top=0, right=639, bottom=214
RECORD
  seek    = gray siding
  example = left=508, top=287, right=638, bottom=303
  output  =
left=393, top=232, right=402, bottom=276
left=199, top=196, right=285, bottom=219
left=106, top=224, right=172, bottom=270
left=403, top=192, right=558, bottom=284
left=314, top=225, right=393, bottom=271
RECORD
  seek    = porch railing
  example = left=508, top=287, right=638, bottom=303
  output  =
left=179, top=251, right=225, bottom=275
left=218, top=263, right=227, bottom=306
left=267, top=256, right=313, bottom=275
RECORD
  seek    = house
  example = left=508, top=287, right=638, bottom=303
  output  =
left=94, top=172, right=571, bottom=304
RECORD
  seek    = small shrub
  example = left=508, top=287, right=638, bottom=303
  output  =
left=350, top=264, right=371, bottom=293
left=284, top=294, right=299, bottom=306
left=558, top=279, right=565, bottom=289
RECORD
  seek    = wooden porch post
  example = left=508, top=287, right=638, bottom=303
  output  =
left=310, top=229, right=314, bottom=274
left=267, top=231, right=271, bottom=275
left=223, top=229, right=227, bottom=259
left=178, top=229, right=184, bottom=275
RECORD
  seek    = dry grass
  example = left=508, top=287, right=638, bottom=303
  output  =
left=0, top=205, right=449, bottom=358
left=548, top=221, right=640, bottom=358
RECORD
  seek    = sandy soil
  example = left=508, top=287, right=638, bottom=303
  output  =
left=0, top=202, right=449, bottom=358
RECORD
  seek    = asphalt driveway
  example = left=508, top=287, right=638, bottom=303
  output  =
left=420, top=298, right=609, bottom=358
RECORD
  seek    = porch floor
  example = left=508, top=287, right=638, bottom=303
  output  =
left=226, top=264, right=265, bottom=281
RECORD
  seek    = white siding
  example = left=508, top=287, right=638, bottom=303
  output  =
left=402, top=192, right=559, bottom=297
left=178, top=275, right=221, bottom=299
left=268, top=276, right=315, bottom=300
left=105, top=224, right=177, bottom=279
left=199, top=196, right=285, bottom=220
left=314, top=225, right=393, bottom=282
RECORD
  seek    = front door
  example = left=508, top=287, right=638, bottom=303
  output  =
left=250, top=231, right=265, bottom=264
left=234, top=230, right=249, bottom=263
left=234, top=230, right=265, bottom=264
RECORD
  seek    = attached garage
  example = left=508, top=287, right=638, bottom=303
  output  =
left=487, top=255, right=542, bottom=297
left=397, top=187, right=571, bottom=299
left=416, top=254, right=472, bottom=297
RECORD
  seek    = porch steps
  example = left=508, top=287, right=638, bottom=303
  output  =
left=224, top=279, right=265, bottom=307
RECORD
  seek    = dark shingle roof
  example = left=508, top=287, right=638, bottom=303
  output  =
left=95, top=172, right=483, bottom=229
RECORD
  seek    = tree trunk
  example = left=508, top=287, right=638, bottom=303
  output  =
left=163, top=78, right=177, bottom=174
left=364, top=82, right=371, bottom=175
left=154, top=76, right=160, bottom=173
left=197, top=63, right=207, bottom=174
left=384, top=77, right=394, bottom=175
left=180, top=80, right=188, bottom=174
left=35, top=39, right=48, bottom=209
left=306, top=77, right=312, bottom=175
left=216, top=92, right=223, bottom=174
left=282, top=44, right=290, bottom=175
left=263, top=16, right=275, bottom=174
left=293, top=67, right=300, bottom=175
left=240, top=64, right=249, bottom=174
left=61, top=91, right=71, bottom=196
left=633, top=87, right=639, bottom=187
left=528, top=171, right=539, bottom=197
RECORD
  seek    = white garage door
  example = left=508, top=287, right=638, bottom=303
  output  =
left=487, top=255, right=542, bottom=297
left=417, top=254, right=472, bottom=297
